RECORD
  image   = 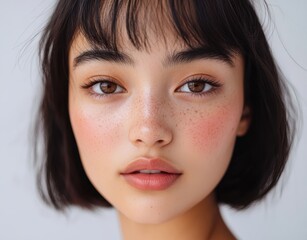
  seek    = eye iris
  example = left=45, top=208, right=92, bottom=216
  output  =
left=100, top=82, right=117, bottom=93
left=188, top=81, right=205, bottom=92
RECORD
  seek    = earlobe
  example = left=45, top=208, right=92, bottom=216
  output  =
left=236, top=106, right=251, bottom=137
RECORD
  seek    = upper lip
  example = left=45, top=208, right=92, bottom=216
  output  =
left=121, top=158, right=182, bottom=174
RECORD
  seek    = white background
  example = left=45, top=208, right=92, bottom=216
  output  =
left=0, top=0, right=306, bottom=239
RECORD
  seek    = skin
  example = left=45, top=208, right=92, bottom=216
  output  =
left=68, top=31, right=250, bottom=240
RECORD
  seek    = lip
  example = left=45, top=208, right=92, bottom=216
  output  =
left=120, top=158, right=182, bottom=191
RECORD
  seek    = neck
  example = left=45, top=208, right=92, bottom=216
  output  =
left=118, top=194, right=236, bottom=240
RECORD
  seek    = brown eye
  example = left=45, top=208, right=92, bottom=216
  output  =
left=92, top=80, right=125, bottom=95
left=187, top=81, right=206, bottom=93
left=178, top=79, right=213, bottom=94
left=100, top=81, right=117, bottom=93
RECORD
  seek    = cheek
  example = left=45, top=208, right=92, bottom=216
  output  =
left=69, top=107, right=125, bottom=202
left=69, top=105, right=122, bottom=163
left=176, top=102, right=242, bottom=200
left=184, top=104, right=241, bottom=154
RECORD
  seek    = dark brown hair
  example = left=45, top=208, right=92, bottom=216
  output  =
left=36, top=0, right=296, bottom=210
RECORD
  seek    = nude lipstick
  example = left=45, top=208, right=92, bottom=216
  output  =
left=120, top=158, right=182, bottom=190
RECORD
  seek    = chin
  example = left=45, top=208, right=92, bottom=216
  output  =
left=122, top=208, right=181, bottom=225
left=117, top=196, right=200, bottom=225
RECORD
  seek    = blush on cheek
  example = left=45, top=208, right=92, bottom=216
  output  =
left=70, top=108, right=120, bottom=157
left=186, top=105, right=240, bottom=152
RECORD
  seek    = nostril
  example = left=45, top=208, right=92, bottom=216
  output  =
left=129, top=126, right=172, bottom=147
left=135, top=139, right=164, bottom=145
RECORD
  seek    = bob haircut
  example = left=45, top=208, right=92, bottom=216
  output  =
left=36, top=0, right=296, bottom=210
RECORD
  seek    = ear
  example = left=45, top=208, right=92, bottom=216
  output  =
left=236, top=106, right=251, bottom=137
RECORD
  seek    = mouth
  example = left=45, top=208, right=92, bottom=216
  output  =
left=133, top=170, right=167, bottom=174
left=120, top=158, right=182, bottom=191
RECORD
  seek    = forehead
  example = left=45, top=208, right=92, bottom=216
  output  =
left=72, top=0, right=241, bottom=56
left=70, top=31, right=187, bottom=60
left=68, top=0, right=247, bottom=70
left=69, top=32, right=239, bottom=72
left=74, top=0, right=190, bottom=51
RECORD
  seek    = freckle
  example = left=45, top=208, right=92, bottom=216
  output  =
left=179, top=110, right=185, bottom=116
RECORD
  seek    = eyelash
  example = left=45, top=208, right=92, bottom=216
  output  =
left=81, top=76, right=222, bottom=99
left=176, top=76, right=222, bottom=98
left=81, top=77, right=125, bottom=98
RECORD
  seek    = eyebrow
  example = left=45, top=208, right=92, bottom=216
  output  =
left=73, top=47, right=234, bottom=69
left=165, top=47, right=234, bottom=67
left=73, top=49, right=134, bottom=68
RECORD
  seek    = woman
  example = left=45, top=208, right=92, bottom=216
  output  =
left=35, top=0, right=296, bottom=239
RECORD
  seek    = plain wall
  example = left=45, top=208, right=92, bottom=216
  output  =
left=0, top=0, right=306, bottom=239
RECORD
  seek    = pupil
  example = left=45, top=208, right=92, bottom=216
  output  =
left=188, top=81, right=205, bottom=92
left=100, top=82, right=116, bottom=93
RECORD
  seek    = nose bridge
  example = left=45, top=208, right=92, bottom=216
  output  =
left=128, top=88, right=173, bottom=148
left=138, top=88, right=164, bottom=120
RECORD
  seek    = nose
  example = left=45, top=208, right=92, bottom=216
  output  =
left=128, top=95, right=173, bottom=149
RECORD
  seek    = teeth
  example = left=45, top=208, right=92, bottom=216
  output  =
left=139, top=170, right=162, bottom=174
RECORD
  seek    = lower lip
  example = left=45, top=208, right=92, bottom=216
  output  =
left=121, top=173, right=181, bottom=190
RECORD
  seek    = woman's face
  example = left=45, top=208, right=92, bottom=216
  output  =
left=68, top=33, right=249, bottom=224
